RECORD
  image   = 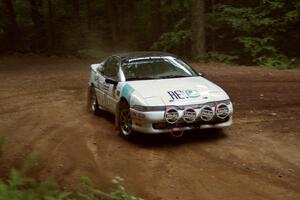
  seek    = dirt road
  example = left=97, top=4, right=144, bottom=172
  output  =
left=0, top=55, right=299, bottom=200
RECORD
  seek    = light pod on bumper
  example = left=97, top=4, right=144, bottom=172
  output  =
left=183, top=108, right=197, bottom=123
left=199, top=105, right=215, bottom=121
left=164, top=107, right=179, bottom=124
left=216, top=103, right=230, bottom=119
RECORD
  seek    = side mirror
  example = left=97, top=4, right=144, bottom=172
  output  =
left=105, top=78, right=118, bottom=85
left=198, top=72, right=205, bottom=77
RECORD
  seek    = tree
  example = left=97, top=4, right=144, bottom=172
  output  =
left=86, top=0, right=94, bottom=31
left=191, top=0, right=205, bottom=60
left=0, top=0, right=299, bottom=68
left=70, top=0, right=84, bottom=50
left=1, top=0, right=19, bottom=51
left=47, top=0, right=55, bottom=51
left=29, top=0, right=47, bottom=52
left=212, top=0, right=300, bottom=67
left=72, top=0, right=80, bottom=23
left=105, top=0, right=119, bottom=48
left=150, top=0, right=162, bottom=43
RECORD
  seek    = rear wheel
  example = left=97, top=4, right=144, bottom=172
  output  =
left=119, top=101, right=136, bottom=140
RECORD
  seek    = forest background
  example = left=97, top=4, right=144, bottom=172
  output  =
left=1, top=0, right=300, bottom=68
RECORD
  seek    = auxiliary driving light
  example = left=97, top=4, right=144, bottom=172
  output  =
left=165, top=107, right=179, bottom=124
left=199, top=105, right=214, bottom=121
left=183, top=108, right=197, bottom=123
left=216, top=103, right=230, bottom=119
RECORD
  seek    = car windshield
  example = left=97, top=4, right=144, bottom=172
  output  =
left=121, top=56, right=198, bottom=81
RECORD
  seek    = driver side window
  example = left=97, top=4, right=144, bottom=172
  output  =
left=102, top=57, right=119, bottom=80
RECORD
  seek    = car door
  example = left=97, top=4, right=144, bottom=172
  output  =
left=101, top=56, right=120, bottom=113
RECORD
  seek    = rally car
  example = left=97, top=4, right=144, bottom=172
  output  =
left=88, top=52, right=233, bottom=139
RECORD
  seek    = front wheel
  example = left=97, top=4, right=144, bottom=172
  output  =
left=119, top=102, right=136, bottom=140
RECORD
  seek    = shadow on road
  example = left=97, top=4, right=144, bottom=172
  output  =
left=130, top=129, right=228, bottom=148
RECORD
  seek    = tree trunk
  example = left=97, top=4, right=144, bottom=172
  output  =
left=2, top=0, right=19, bottom=51
left=150, top=0, right=162, bottom=44
left=47, top=0, right=55, bottom=51
left=86, top=0, right=92, bottom=31
left=29, top=0, right=47, bottom=52
left=72, top=0, right=80, bottom=22
left=86, top=0, right=96, bottom=31
left=71, top=0, right=83, bottom=49
left=211, top=0, right=216, bottom=51
left=105, top=0, right=119, bottom=48
left=191, top=0, right=206, bottom=60
left=120, top=0, right=135, bottom=46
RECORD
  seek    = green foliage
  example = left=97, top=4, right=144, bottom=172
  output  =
left=203, top=52, right=239, bottom=65
left=238, top=36, right=276, bottom=57
left=151, top=30, right=190, bottom=52
left=150, top=0, right=191, bottom=56
left=255, top=54, right=299, bottom=69
left=0, top=167, right=143, bottom=200
left=0, top=147, right=143, bottom=200
left=211, top=0, right=300, bottom=68
left=1, top=0, right=300, bottom=68
left=160, top=0, right=190, bottom=14
left=77, top=176, right=144, bottom=200
left=0, top=132, right=143, bottom=200
left=0, top=169, right=70, bottom=200
left=237, top=36, right=299, bottom=68
left=214, top=1, right=300, bottom=33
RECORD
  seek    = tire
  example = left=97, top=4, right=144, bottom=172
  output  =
left=118, top=101, right=136, bottom=140
left=88, top=86, right=102, bottom=115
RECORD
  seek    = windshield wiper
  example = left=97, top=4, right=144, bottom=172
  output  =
left=159, top=75, right=190, bottom=79
left=126, top=77, right=158, bottom=81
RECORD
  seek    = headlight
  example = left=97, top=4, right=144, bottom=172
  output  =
left=132, top=105, right=166, bottom=112
left=132, top=105, right=147, bottom=112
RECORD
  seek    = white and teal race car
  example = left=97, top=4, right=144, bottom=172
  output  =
left=88, top=52, right=233, bottom=139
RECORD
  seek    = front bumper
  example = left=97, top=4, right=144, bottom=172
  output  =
left=130, top=103, right=233, bottom=134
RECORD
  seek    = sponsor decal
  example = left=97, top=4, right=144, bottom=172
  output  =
left=121, top=84, right=134, bottom=101
left=168, top=89, right=200, bottom=101
left=102, top=84, right=109, bottom=91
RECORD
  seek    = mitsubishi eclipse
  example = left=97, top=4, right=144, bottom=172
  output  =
left=88, top=52, right=233, bottom=139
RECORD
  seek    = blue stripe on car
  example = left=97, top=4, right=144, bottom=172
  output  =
left=122, top=84, right=134, bottom=102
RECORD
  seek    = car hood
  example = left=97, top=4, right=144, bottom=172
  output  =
left=127, top=77, right=229, bottom=106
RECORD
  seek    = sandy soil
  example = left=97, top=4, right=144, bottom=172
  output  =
left=0, top=55, right=299, bottom=200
